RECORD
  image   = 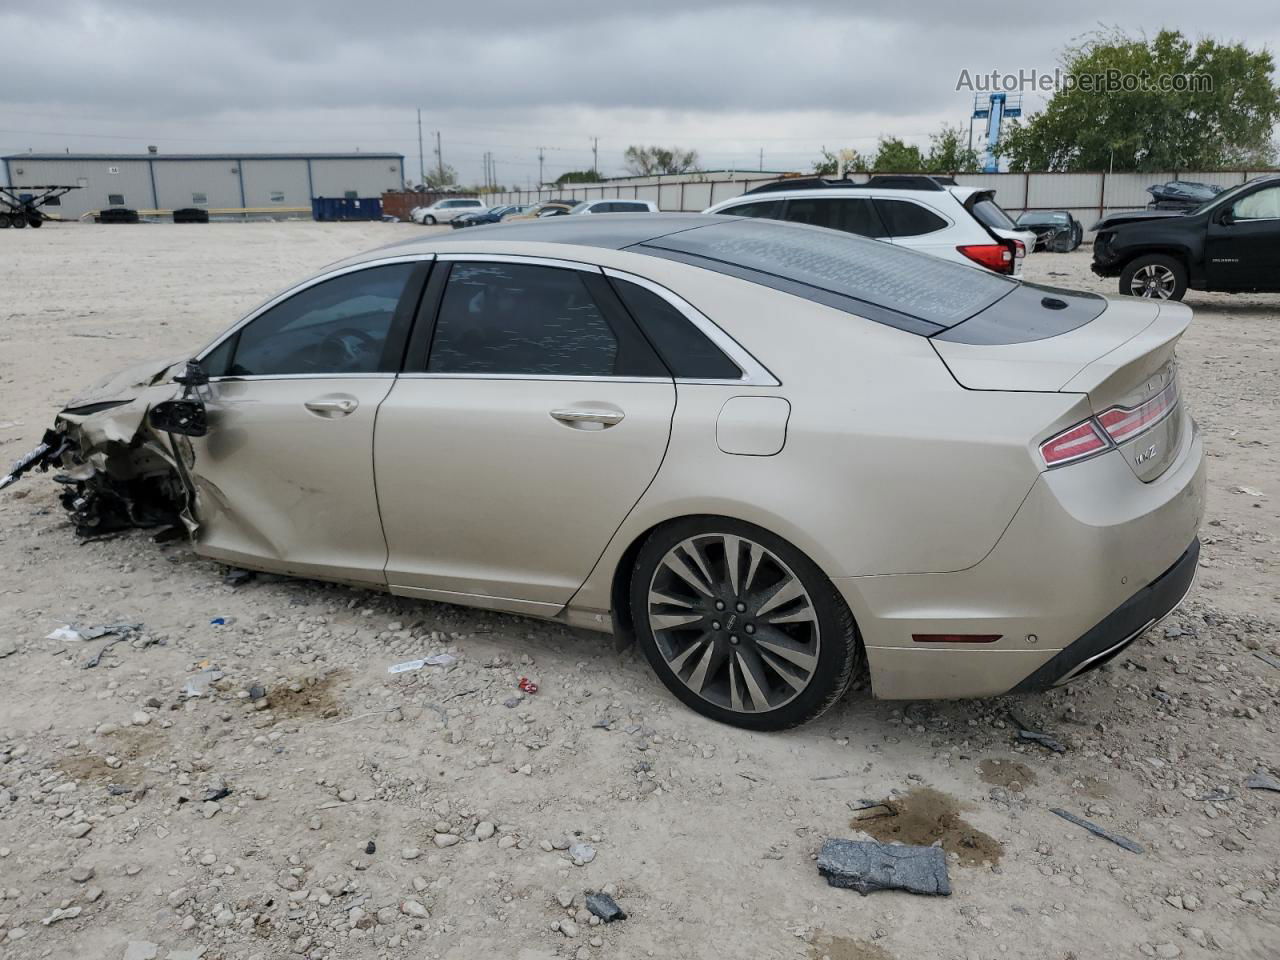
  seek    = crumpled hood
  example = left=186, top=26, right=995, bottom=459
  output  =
left=1091, top=209, right=1187, bottom=231
left=65, top=354, right=187, bottom=410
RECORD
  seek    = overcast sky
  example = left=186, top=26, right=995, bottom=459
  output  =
left=2, top=1, right=1276, bottom=186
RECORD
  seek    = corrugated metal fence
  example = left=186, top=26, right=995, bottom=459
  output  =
left=482, top=169, right=1278, bottom=236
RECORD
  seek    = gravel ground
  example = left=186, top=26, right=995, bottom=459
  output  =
left=1, top=221, right=1278, bottom=960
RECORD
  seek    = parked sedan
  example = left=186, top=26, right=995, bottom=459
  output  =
left=451, top=204, right=529, bottom=229
left=568, top=199, right=659, bottom=214
left=1014, top=210, right=1083, bottom=252
left=4, top=215, right=1204, bottom=730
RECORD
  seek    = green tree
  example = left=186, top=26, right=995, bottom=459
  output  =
left=555, top=170, right=604, bottom=184
left=623, top=145, right=700, bottom=176
left=871, top=137, right=923, bottom=171
left=1000, top=28, right=1280, bottom=171
left=422, top=164, right=458, bottom=189
left=812, top=147, right=867, bottom=176
left=924, top=124, right=982, bottom=172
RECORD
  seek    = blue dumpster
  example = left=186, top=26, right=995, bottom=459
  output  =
left=311, top=197, right=384, bottom=221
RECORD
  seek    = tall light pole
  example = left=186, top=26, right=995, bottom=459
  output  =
left=538, top=147, right=545, bottom=187
left=592, top=137, right=598, bottom=176
left=435, top=131, right=444, bottom=185
left=416, top=109, right=425, bottom=186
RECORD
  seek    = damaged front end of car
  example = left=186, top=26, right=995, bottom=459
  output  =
left=1, top=357, right=206, bottom=540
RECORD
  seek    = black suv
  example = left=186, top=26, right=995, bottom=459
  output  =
left=1091, top=175, right=1280, bottom=300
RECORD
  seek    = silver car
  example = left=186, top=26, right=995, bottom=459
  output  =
left=4, top=214, right=1204, bottom=729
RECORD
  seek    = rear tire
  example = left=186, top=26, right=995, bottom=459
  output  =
left=0, top=213, right=11, bottom=228
left=11, top=215, right=25, bottom=229
left=1120, top=254, right=1187, bottom=301
left=27, top=215, right=42, bottom=228
left=630, top=517, right=862, bottom=731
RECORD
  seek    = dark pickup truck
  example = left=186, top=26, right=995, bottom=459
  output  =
left=1092, top=175, right=1280, bottom=300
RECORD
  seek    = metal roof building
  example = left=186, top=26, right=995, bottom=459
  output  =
left=0, top=152, right=406, bottom=220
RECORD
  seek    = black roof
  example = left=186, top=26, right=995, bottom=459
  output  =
left=744, top=174, right=958, bottom=195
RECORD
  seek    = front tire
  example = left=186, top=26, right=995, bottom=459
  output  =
left=630, top=517, right=862, bottom=731
left=423, top=215, right=437, bottom=225
left=1120, top=254, right=1187, bottom=301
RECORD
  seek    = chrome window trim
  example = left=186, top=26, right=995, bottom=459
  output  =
left=435, top=252, right=599, bottom=272
left=397, top=373, right=671, bottom=383
left=207, top=373, right=396, bottom=383
left=602, top=267, right=780, bottom=386
left=193, top=254, right=435, bottom=366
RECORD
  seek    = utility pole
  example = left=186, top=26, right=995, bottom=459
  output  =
left=538, top=147, right=545, bottom=187
left=591, top=137, right=598, bottom=175
left=434, top=131, right=444, bottom=185
left=416, top=109, right=425, bottom=187
left=759, top=147, right=764, bottom=171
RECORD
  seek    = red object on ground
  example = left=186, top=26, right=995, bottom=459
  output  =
left=518, top=677, right=538, bottom=694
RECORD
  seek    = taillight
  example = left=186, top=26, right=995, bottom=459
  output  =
left=1039, top=420, right=1110, bottom=466
left=957, top=242, right=1014, bottom=274
left=1039, top=379, right=1179, bottom=468
left=1096, top=380, right=1178, bottom=443
left=1012, top=239, right=1026, bottom=260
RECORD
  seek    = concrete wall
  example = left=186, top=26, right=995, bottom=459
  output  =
left=482, top=169, right=1280, bottom=236
left=2, top=155, right=405, bottom=220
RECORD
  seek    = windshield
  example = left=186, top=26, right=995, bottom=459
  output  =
left=1017, top=213, right=1068, bottom=226
left=568, top=202, right=590, bottom=213
left=1189, top=180, right=1254, bottom=216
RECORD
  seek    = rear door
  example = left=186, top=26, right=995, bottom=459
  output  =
left=781, top=196, right=888, bottom=239
left=1206, top=183, right=1280, bottom=289
left=374, top=256, right=676, bottom=614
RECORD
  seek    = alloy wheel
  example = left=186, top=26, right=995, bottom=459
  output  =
left=1129, top=263, right=1177, bottom=299
left=647, top=534, right=821, bottom=714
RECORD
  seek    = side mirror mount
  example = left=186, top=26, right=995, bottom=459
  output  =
left=149, top=399, right=208, bottom=437
left=1218, top=207, right=1235, bottom=226
left=173, top=359, right=209, bottom=388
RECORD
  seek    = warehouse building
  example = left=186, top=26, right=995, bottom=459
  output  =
left=0, top=151, right=405, bottom=220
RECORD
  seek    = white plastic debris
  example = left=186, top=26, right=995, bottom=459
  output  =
left=47, top=626, right=85, bottom=642
left=388, top=653, right=457, bottom=674
left=182, top=666, right=224, bottom=697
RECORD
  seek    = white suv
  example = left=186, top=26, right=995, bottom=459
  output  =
left=567, top=199, right=659, bottom=214
left=411, top=197, right=485, bottom=224
left=704, top=176, right=1035, bottom=275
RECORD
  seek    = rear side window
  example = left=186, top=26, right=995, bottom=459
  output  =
left=426, top=263, right=665, bottom=378
left=613, top=202, right=649, bottom=212
left=783, top=197, right=887, bottom=238
left=721, top=199, right=783, bottom=219
left=610, top=278, right=742, bottom=380
left=874, top=199, right=947, bottom=237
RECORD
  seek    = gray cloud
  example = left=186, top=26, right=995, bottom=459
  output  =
left=2, top=1, right=1276, bottom=183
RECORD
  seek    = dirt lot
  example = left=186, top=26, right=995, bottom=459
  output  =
left=1, top=221, right=1278, bottom=960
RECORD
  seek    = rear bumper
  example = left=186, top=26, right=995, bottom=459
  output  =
left=836, top=412, right=1205, bottom=699
left=1009, top=537, right=1198, bottom=692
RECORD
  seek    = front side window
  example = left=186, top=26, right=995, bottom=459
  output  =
left=721, top=199, right=782, bottom=219
left=611, top=278, right=741, bottom=380
left=783, top=197, right=887, bottom=238
left=428, top=263, right=660, bottom=378
left=1233, top=186, right=1280, bottom=220
left=210, top=263, right=414, bottom=377
left=874, top=199, right=948, bottom=237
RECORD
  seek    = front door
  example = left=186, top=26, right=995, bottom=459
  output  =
left=1206, top=184, right=1280, bottom=290
left=375, top=257, right=676, bottom=614
left=186, top=259, right=426, bottom=583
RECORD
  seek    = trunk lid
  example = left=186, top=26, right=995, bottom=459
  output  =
left=932, top=296, right=1192, bottom=481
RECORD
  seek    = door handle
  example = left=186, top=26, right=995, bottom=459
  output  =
left=550, top=407, right=624, bottom=428
left=305, top=397, right=358, bottom=417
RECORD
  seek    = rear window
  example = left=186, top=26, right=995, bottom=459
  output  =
left=635, top=218, right=1014, bottom=332
left=783, top=197, right=887, bottom=239
left=969, top=196, right=1018, bottom=231
left=721, top=199, right=783, bottom=219
left=610, top=278, right=742, bottom=380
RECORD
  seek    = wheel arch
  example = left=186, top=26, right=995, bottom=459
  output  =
left=601, top=509, right=853, bottom=644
